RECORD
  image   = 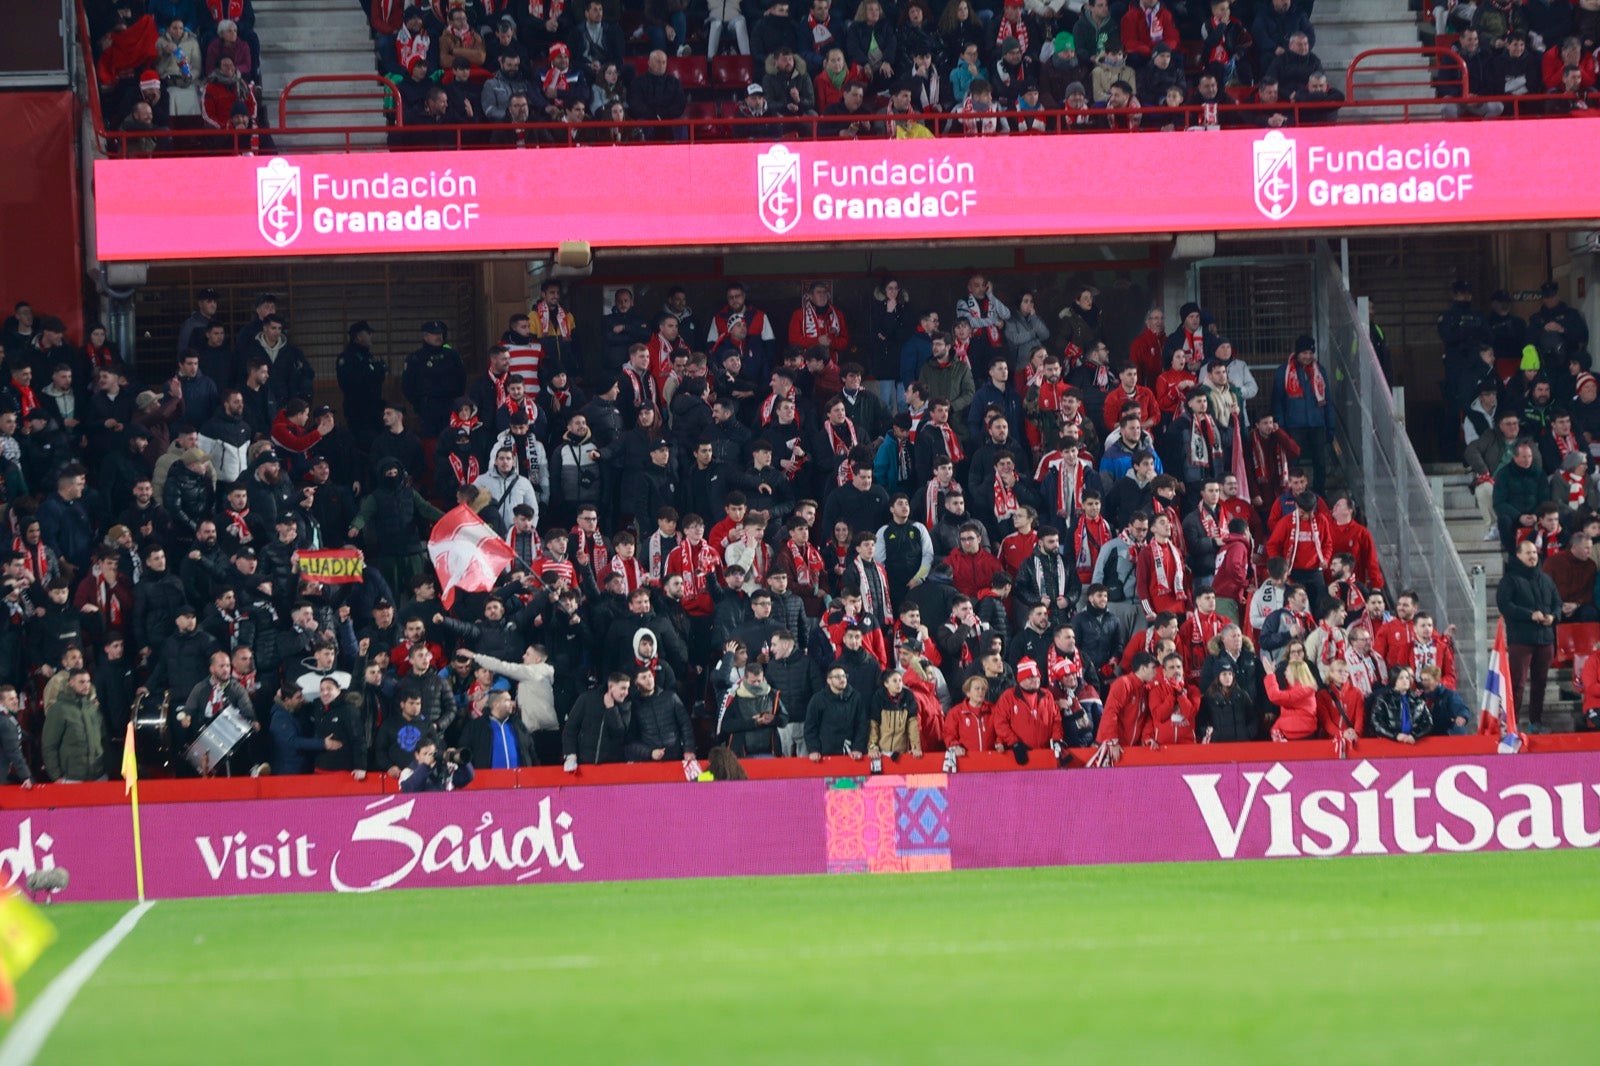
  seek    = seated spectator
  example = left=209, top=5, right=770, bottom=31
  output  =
left=1416, top=664, right=1473, bottom=736
left=1546, top=63, right=1600, bottom=113
left=643, top=0, right=690, bottom=58
left=846, top=0, right=898, bottom=87
left=1543, top=530, right=1599, bottom=622
left=1292, top=70, right=1344, bottom=123
left=735, top=84, right=786, bottom=139
left=590, top=61, right=626, bottom=114
left=1266, top=31, right=1322, bottom=99
left=950, top=42, right=988, bottom=102
left=1200, top=0, right=1251, bottom=86
left=948, top=77, right=1010, bottom=132
left=568, top=0, right=623, bottom=79
left=754, top=0, right=802, bottom=68
left=709, top=0, right=751, bottom=57
left=887, top=81, right=937, bottom=136
left=201, top=54, right=254, bottom=129
left=540, top=42, right=589, bottom=118
left=1253, top=0, right=1314, bottom=72
left=1438, top=28, right=1506, bottom=119
left=1541, top=35, right=1595, bottom=91
left=1091, top=39, right=1134, bottom=102
left=628, top=50, right=687, bottom=137
left=765, top=45, right=817, bottom=116
left=1473, top=0, right=1527, bottom=49
left=1138, top=41, right=1185, bottom=105
left=1494, top=32, right=1544, bottom=97
left=440, top=7, right=489, bottom=78
left=1119, top=0, right=1177, bottom=68
left=482, top=50, right=533, bottom=121
left=1369, top=667, right=1431, bottom=743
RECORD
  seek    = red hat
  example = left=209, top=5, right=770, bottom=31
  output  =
left=549, top=42, right=570, bottom=56
left=1051, top=656, right=1083, bottom=680
left=1576, top=372, right=1597, bottom=396
left=1016, top=658, right=1040, bottom=683
left=139, top=70, right=160, bottom=91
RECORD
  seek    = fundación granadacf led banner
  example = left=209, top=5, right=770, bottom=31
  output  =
left=3, top=752, right=1600, bottom=900
left=94, top=119, right=1600, bottom=262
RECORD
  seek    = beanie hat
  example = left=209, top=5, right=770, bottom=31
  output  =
left=1015, top=657, right=1041, bottom=682
left=1179, top=302, right=1201, bottom=320
left=1575, top=372, right=1596, bottom=396
left=1521, top=344, right=1542, bottom=372
left=1563, top=452, right=1587, bottom=472
left=1294, top=334, right=1316, bottom=354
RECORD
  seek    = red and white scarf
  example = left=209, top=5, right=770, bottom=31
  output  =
left=205, top=681, right=228, bottom=718
left=785, top=539, right=824, bottom=591
left=994, top=15, right=1029, bottom=58
left=924, top=478, right=952, bottom=528
left=1079, top=361, right=1112, bottom=392
left=1563, top=469, right=1587, bottom=507
left=1289, top=509, right=1328, bottom=569
left=225, top=508, right=252, bottom=541
left=9, top=382, right=36, bottom=419
left=98, top=576, right=123, bottom=626
left=448, top=452, right=480, bottom=485
left=1147, top=539, right=1185, bottom=597
left=1411, top=637, right=1438, bottom=672
left=759, top=385, right=793, bottom=426
left=1072, top=516, right=1111, bottom=579
left=527, top=0, right=566, bottom=17
left=450, top=411, right=480, bottom=433
left=1207, top=17, right=1231, bottom=64
left=1316, top=622, right=1348, bottom=669
left=535, top=300, right=570, bottom=340
left=622, top=365, right=657, bottom=413
left=13, top=537, right=48, bottom=582
left=854, top=558, right=892, bottom=620
left=570, top=527, right=609, bottom=573
left=541, top=63, right=569, bottom=99
left=1187, top=412, right=1220, bottom=469
left=992, top=476, right=1018, bottom=523
left=1040, top=452, right=1090, bottom=518
left=930, top=422, right=964, bottom=465
left=1283, top=357, right=1327, bottom=403
left=823, top=417, right=857, bottom=458
left=1251, top=429, right=1289, bottom=485
left=1194, top=504, right=1223, bottom=545
left=646, top=530, right=679, bottom=584
left=609, top=555, right=646, bottom=594
left=802, top=301, right=842, bottom=343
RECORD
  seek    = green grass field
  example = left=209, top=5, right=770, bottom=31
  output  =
left=9, top=851, right=1600, bottom=1064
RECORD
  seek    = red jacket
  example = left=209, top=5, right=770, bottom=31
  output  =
left=1264, top=671, right=1318, bottom=739
left=1581, top=652, right=1600, bottom=710
left=1179, top=610, right=1227, bottom=679
left=1148, top=678, right=1200, bottom=744
left=1318, top=682, right=1366, bottom=738
left=1266, top=511, right=1333, bottom=573
left=1102, top=384, right=1159, bottom=431
left=1386, top=634, right=1458, bottom=690
left=1120, top=2, right=1180, bottom=58
left=270, top=412, right=326, bottom=456
left=945, top=546, right=1004, bottom=599
left=992, top=685, right=1062, bottom=748
left=1129, top=328, right=1164, bottom=387
left=71, top=574, right=134, bottom=630
left=1097, top=673, right=1150, bottom=745
left=944, top=699, right=997, bottom=752
left=1372, top=617, right=1416, bottom=663
left=904, top=669, right=947, bottom=751
left=1212, top=533, right=1254, bottom=605
left=1119, top=627, right=1169, bottom=674
left=1328, top=518, right=1384, bottom=588
left=1135, top=540, right=1189, bottom=616
left=998, top=530, right=1037, bottom=577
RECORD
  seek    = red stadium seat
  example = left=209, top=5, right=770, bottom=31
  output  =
left=711, top=55, right=754, bottom=91
left=685, top=100, right=727, bottom=139
left=668, top=57, right=709, bottom=90
left=1226, top=85, right=1255, bottom=103
left=625, top=55, right=650, bottom=77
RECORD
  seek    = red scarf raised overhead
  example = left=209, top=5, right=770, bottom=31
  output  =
left=535, top=300, right=570, bottom=339
left=448, top=452, right=480, bottom=484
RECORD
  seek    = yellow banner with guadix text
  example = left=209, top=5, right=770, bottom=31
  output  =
left=295, top=548, right=365, bottom=584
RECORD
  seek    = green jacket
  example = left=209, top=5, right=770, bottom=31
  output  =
left=918, top=358, right=975, bottom=425
left=1493, top=460, right=1546, bottom=523
left=41, top=691, right=105, bottom=782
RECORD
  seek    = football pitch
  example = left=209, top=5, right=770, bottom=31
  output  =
left=8, top=851, right=1599, bottom=1064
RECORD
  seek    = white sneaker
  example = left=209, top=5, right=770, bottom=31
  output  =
left=250, top=762, right=271, bottom=777
left=676, top=45, right=692, bottom=57
left=1481, top=525, right=1498, bottom=541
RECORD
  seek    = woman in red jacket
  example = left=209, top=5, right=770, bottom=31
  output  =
left=1317, top=657, right=1366, bottom=749
left=944, top=674, right=1000, bottom=755
left=1265, top=646, right=1320, bottom=740
left=1148, top=652, right=1200, bottom=745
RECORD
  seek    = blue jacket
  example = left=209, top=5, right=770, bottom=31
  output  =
left=1099, top=434, right=1163, bottom=481
left=873, top=435, right=912, bottom=494
left=1272, top=361, right=1333, bottom=430
left=37, top=492, right=94, bottom=571
left=1423, top=685, right=1474, bottom=736
left=899, top=332, right=933, bottom=385
left=968, top=382, right=1025, bottom=441
left=269, top=702, right=324, bottom=775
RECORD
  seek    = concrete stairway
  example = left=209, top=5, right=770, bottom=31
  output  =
left=1425, top=462, right=1580, bottom=731
left=1307, top=0, right=1428, bottom=115
left=254, top=0, right=388, bottom=149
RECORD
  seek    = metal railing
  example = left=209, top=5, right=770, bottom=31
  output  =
left=1346, top=46, right=1466, bottom=100
left=1315, top=240, right=1484, bottom=694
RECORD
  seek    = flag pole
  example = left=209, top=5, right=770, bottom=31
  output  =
left=121, top=721, right=147, bottom=903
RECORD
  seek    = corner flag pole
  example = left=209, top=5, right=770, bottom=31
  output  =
left=120, top=722, right=146, bottom=903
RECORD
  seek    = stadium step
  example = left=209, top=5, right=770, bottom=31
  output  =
left=255, top=0, right=389, bottom=151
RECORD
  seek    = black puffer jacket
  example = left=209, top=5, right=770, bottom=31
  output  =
left=804, top=688, right=868, bottom=756
left=1496, top=556, right=1561, bottom=646
left=146, top=628, right=220, bottom=702
left=764, top=651, right=819, bottom=717
left=623, top=689, right=692, bottom=760
left=1200, top=686, right=1262, bottom=742
left=163, top=463, right=214, bottom=536
left=132, top=573, right=190, bottom=653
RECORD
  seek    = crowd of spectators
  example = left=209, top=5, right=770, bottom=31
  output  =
left=0, top=263, right=1535, bottom=787
left=373, top=0, right=1357, bottom=143
left=88, top=0, right=270, bottom=151
left=1442, top=278, right=1599, bottom=731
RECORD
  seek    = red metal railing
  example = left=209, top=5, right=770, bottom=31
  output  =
left=1347, top=45, right=1468, bottom=100
left=277, top=73, right=398, bottom=130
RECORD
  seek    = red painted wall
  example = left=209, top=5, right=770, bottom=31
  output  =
left=0, top=92, right=84, bottom=339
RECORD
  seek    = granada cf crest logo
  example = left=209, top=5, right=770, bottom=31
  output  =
left=1252, top=131, right=1297, bottom=220
left=756, top=145, right=802, bottom=235
left=257, top=157, right=303, bottom=247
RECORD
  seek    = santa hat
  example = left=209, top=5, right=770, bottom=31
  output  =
left=139, top=70, right=160, bottom=91
left=549, top=42, right=570, bottom=56
left=1053, top=656, right=1082, bottom=680
left=1015, top=658, right=1040, bottom=683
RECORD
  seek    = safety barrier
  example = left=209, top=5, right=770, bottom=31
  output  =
left=7, top=739, right=1600, bottom=900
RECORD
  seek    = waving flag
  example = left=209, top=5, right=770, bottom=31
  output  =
left=1478, top=619, right=1522, bottom=754
left=428, top=505, right=515, bottom=609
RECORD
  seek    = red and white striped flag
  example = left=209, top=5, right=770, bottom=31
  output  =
left=428, top=505, right=516, bottom=609
left=1478, top=619, right=1522, bottom=754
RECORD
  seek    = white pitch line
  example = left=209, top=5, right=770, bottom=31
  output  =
left=0, top=900, right=156, bottom=1066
